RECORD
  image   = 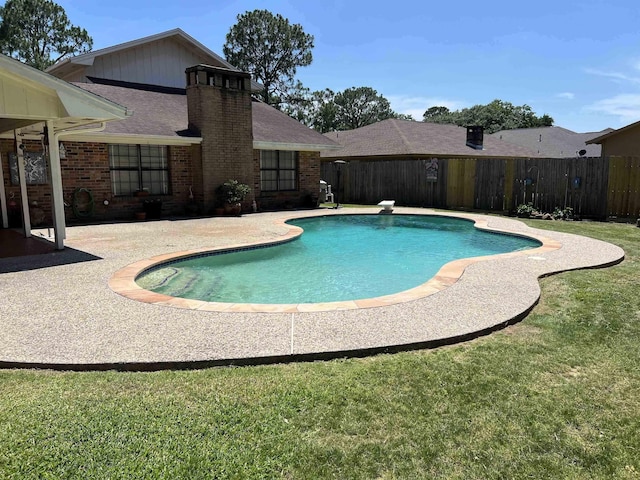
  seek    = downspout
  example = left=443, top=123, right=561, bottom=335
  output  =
left=47, top=121, right=107, bottom=250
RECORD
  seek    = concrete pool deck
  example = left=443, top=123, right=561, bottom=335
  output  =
left=0, top=208, right=625, bottom=370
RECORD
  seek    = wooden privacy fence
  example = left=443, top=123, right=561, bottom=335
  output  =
left=608, top=156, right=640, bottom=218
left=320, top=156, right=640, bottom=219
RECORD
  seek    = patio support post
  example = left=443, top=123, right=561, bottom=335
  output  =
left=14, top=129, right=31, bottom=237
left=46, top=120, right=66, bottom=250
left=0, top=148, right=7, bottom=228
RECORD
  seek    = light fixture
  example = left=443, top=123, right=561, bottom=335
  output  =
left=58, top=142, right=66, bottom=159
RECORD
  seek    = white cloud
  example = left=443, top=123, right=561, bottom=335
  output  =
left=387, top=95, right=467, bottom=120
left=630, top=59, right=640, bottom=72
left=584, top=68, right=640, bottom=85
left=556, top=92, right=575, bottom=100
left=585, top=94, right=640, bottom=124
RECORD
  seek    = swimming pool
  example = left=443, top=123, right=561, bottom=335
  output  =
left=136, top=214, right=540, bottom=304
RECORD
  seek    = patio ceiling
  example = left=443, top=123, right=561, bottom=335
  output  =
left=0, top=54, right=130, bottom=136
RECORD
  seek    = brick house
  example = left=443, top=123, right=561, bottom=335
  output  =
left=1, top=29, right=337, bottom=236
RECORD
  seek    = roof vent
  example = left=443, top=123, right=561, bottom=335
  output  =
left=466, top=126, right=484, bottom=150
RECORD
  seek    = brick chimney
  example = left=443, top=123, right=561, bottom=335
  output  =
left=466, top=126, right=484, bottom=150
left=185, top=64, right=253, bottom=212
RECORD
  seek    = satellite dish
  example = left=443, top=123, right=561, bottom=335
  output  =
left=578, top=149, right=587, bottom=157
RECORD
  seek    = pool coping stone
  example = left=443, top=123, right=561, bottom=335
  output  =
left=0, top=208, right=625, bottom=370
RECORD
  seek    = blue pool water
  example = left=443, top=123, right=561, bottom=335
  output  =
left=136, top=215, right=540, bottom=304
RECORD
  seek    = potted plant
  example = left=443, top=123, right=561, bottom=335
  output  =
left=218, top=179, right=251, bottom=215
left=143, top=198, right=163, bottom=219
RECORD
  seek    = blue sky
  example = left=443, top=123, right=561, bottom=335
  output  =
left=57, top=0, right=640, bottom=132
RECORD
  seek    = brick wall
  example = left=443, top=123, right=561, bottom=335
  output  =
left=186, top=68, right=254, bottom=213
left=1, top=137, right=197, bottom=225
left=253, top=150, right=321, bottom=210
left=1, top=138, right=56, bottom=227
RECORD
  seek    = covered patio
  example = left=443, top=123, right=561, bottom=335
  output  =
left=0, top=229, right=54, bottom=258
left=0, top=54, right=129, bottom=253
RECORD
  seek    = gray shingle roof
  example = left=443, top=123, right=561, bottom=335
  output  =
left=251, top=101, right=338, bottom=148
left=73, top=82, right=337, bottom=149
left=321, top=119, right=542, bottom=158
left=75, top=83, right=188, bottom=137
left=490, top=126, right=613, bottom=158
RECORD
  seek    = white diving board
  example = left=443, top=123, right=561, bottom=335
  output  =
left=377, top=200, right=395, bottom=213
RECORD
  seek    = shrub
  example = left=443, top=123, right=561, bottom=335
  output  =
left=218, top=179, right=251, bottom=204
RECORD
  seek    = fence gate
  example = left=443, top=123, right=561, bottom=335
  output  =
left=608, top=156, right=640, bottom=218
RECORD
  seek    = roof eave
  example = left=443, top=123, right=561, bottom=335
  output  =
left=47, top=28, right=264, bottom=92
left=58, top=132, right=202, bottom=145
left=321, top=151, right=540, bottom=159
left=48, top=28, right=240, bottom=75
left=586, top=119, right=640, bottom=144
left=253, top=141, right=341, bottom=152
left=1, top=55, right=130, bottom=121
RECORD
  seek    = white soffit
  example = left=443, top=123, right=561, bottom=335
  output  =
left=0, top=54, right=130, bottom=134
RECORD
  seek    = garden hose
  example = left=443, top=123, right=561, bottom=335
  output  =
left=72, top=187, right=95, bottom=218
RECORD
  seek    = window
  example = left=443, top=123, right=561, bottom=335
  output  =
left=260, top=150, right=298, bottom=192
left=109, top=144, right=169, bottom=195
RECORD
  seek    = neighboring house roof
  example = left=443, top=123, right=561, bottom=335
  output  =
left=321, top=119, right=542, bottom=159
left=46, top=28, right=262, bottom=92
left=72, top=82, right=338, bottom=150
left=586, top=119, right=640, bottom=144
left=490, top=126, right=613, bottom=157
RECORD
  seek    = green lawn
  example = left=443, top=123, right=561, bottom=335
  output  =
left=1, top=219, right=639, bottom=479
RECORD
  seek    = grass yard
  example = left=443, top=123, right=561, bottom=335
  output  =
left=1, top=219, right=639, bottom=479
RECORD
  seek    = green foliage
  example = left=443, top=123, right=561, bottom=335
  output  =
left=423, top=106, right=455, bottom=123
left=217, top=179, right=251, bottom=204
left=394, top=112, right=416, bottom=121
left=283, top=87, right=337, bottom=132
left=516, top=202, right=535, bottom=215
left=289, top=86, right=409, bottom=133
left=223, top=9, right=314, bottom=105
left=552, top=206, right=574, bottom=220
left=334, top=86, right=397, bottom=130
left=0, top=0, right=92, bottom=70
left=277, top=80, right=315, bottom=121
left=422, top=99, right=554, bottom=133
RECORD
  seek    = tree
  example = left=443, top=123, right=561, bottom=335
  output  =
left=308, top=89, right=340, bottom=132
left=394, top=112, right=415, bottom=121
left=223, top=9, right=314, bottom=105
left=0, top=0, right=92, bottom=70
left=283, top=87, right=340, bottom=132
left=422, top=100, right=553, bottom=133
left=289, top=86, right=409, bottom=133
left=333, top=87, right=400, bottom=131
left=423, top=106, right=455, bottom=123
